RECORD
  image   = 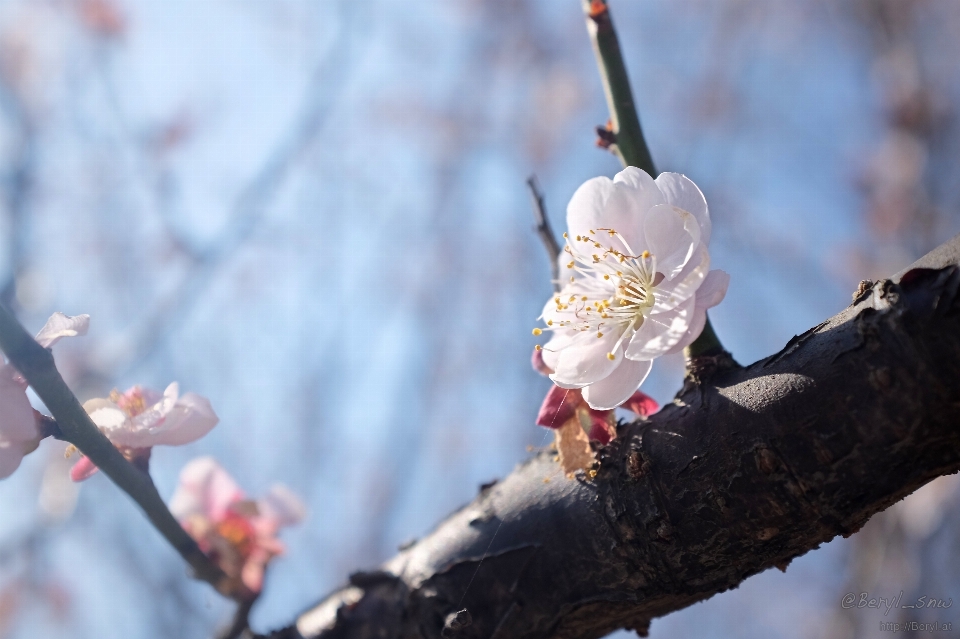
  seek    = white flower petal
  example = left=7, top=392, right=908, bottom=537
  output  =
left=652, top=245, right=710, bottom=313
left=625, top=295, right=696, bottom=361
left=696, top=269, right=730, bottom=309
left=655, top=173, right=711, bottom=246
left=259, top=484, right=306, bottom=527
left=664, top=306, right=707, bottom=356
left=644, top=204, right=700, bottom=280
left=540, top=329, right=579, bottom=373
left=581, top=357, right=652, bottom=410
left=85, top=402, right=128, bottom=432
left=566, top=176, right=615, bottom=239
left=549, top=330, right=623, bottom=387
left=146, top=392, right=219, bottom=446
left=35, top=313, right=89, bottom=349
left=606, top=167, right=665, bottom=250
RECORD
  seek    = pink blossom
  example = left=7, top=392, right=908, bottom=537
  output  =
left=71, top=383, right=219, bottom=481
left=1, top=313, right=89, bottom=479
left=169, top=457, right=305, bottom=596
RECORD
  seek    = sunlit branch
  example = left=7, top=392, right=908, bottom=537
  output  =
left=0, top=304, right=234, bottom=598
left=582, top=0, right=726, bottom=361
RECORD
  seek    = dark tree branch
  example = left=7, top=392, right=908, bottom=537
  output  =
left=272, top=233, right=960, bottom=638
left=526, top=175, right=561, bottom=292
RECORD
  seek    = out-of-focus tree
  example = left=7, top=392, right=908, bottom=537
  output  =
left=0, top=1, right=959, bottom=638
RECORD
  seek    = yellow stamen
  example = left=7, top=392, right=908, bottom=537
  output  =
left=603, top=274, right=610, bottom=280
left=642, top=250, right=651, bottom=259
left=535, top=344, right=542, bottom=351
left=597, top=331, right=603, bottom=338
left=567, top=261, right=574, bottom=268
left=532, top=328, right=543, bottom=336
left=606, top=352, right=615, bottom=360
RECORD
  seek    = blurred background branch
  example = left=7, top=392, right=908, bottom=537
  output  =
left=0, top=1, right=958, bottom=638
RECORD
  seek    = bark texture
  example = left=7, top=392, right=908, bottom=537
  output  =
left=280, top=235, right=960, bottom=639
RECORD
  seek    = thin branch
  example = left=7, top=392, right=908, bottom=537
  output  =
left=526, top=175, right=561, bottom=292
left=217, top=597, right=257, bottom=639
left=0, top=304, right=233, bottom=597
left=582, top=0, right=725, bottom=360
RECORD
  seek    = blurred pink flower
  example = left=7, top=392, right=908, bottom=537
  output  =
left=71, top=383, right=219, bottom=481
left=534, top=167, right=728, bottom=410
left=169, top=456, right=305, bottom=596
left=1, top=312, right=89, bottom=479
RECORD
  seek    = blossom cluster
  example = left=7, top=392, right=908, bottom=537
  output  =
left=0, top=312, right=303, bottom=595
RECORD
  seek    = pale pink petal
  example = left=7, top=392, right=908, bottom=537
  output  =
left=70, top=456, right=100, bottom=482
left=695, top=269, right=730, bottom=309
left=549, top=329, right=623, bottom=388
left=241, top=547, right=273, bottom=594
left=644, top=204, right=700, bottom=281
left=258, top=484, right=306, bottom=528
left=129, top=383, right=179, bottom=432
left=35, top=313, right=89, bottom=349
left=0, top=445, right=24, bottom=479
left=169, top=456, right=244, bottom=522
left=0, top=365, right=38, bottom=445
left=655, top=173, right=711, bottom=246
left=663, top=306, right=707, bottom=356
left=625, top=295, right=696, bottom=361
left=139, top=392, right=219, bottom=447
left=581, top=357, right=652, bottom=411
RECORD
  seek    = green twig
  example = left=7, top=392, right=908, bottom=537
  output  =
left=0, top=304, right=233, bottom=596
left=582, top=0, right=725, bottom=360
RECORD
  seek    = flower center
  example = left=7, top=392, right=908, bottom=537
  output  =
left=538, top=229, right=658, bottom=354
left=110, top=387, right=149, bottom=417
left=216, top=512, right=257, bottom=558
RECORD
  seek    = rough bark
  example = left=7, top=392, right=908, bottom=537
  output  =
left=279, top=235, right=960, bottom=639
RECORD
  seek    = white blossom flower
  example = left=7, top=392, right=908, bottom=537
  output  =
left=0, top=312, right=89, bottom=479
left=71, top=383, right=219, bottom=481
left=536, top=168, right=729, bottom=410
left=82, top=382, right=219, bottom=448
